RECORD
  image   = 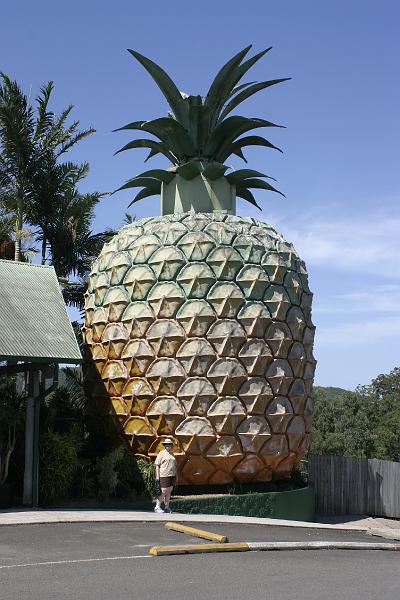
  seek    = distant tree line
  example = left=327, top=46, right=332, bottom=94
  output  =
left=311, top=367, right=400, bottom=462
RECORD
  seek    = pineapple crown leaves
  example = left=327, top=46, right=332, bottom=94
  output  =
left=114, top=46, right=290, bottom=209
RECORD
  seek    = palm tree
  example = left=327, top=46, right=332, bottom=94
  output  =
left=0, top=75, right=95, bottom=261
left=0, top=206, right=35, bottom=260
left=30, top=161, right=112, bottom=308
left=0, top=208, right=15, bottom=259
left=0, top=75, right=35, bottom=261
left=28, top=159, right=86, bottom=266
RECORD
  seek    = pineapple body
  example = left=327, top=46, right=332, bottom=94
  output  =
left=83, top=212, right=316, bottom=485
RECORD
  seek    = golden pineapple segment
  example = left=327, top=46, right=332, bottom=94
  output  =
left=83, top=212, right=316, bottom=484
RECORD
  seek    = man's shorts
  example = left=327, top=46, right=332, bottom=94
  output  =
left=160, top=476, right=176, bottom=488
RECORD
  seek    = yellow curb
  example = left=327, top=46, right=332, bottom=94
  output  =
left=149, top=542, right=249, bottom=556
left=165, top=522, right=228, bottom=543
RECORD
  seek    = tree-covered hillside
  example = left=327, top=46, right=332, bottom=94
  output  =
left=313, top=386, right=348, bottom=401
left=311, top=368, right=400, bottom=462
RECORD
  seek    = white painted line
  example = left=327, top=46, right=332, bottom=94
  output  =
left=0, top=554, right=151, bottom=570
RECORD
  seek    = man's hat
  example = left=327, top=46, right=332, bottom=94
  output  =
left=163, top=438, right=173, bottom=445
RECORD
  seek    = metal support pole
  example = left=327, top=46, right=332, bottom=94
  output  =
left=32, top=392, right=41, bottom=507
left=22, top=369, right=41, bottom=506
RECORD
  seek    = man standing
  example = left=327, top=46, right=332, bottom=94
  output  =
left=154, top=438, right=177, bottom=513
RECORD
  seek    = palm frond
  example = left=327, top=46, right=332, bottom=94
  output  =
left=34, top=81, right=55, bottom=139
left=57, top=127, right=96, bottom=156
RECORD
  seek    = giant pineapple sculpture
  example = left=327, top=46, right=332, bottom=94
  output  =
left=83, top=46, right=316, bottom=485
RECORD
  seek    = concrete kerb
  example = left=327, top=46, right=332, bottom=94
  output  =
left=0, top=509, right=370, bottom=530
left=149, top=540, right=400, bottom=556
left=369, top=528, right=400, bottom=542
left=0, top=510, right=399, bottom=542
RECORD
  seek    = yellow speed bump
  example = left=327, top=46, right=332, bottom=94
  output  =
left=165, top=522, right=228, bottom=543
left=149, top=542, right=249, bottom=556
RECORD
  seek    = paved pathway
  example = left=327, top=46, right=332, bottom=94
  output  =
left=0, top=508, right=399, bottom=539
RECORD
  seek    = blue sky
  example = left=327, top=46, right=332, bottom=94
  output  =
left=2, top=1, right=399, bottom=389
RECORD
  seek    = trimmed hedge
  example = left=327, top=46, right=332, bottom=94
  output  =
left=171, top=486, right=315, bottom=521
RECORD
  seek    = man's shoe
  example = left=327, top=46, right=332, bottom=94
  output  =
left=164, top=506, right=172, bottom=513
left=154, top=506, right=164, bottom=513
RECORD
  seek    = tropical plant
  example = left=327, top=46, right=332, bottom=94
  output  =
left=0, top=377, right=26, bottom=485
left=42, top=367, right=87, bottom=437
left=95, top=445, right=124, bottom=501
left=115, top=46, right=289, bottom=209
left=39, top=430, right=79, bottom=504
left=0, top=208, right=15, bottom=259
left=0, top=207, right=36, bottom=260
left=0, top=75, right=35, bottom=261
left=27, top=160, right=105, bottom=271
left=114, top=447, right=145, bottom=498
left=136, top=458, right=157, bottom=498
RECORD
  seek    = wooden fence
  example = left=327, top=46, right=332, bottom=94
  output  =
left=308, top=455, right=400, bottom=518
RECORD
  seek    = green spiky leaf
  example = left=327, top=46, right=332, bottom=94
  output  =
left=207, top=47, right=273, bottom=126
left=115, top=118, right=194, bottom=158
left=114, top=138, right=178, bottom=164
left=219, top=78, right=291, bottom=121
left=134, top=169, right=175, bottom=184
left=127, top=49, right=188, bottom=125
left=206, top=116, right=283, bottom=162
left=238, top=177, right=285, bottom=197
left=235, top=187, right=261, bottom=210
left=176, top=161, right=202, bottom=180
left=115, top=176, right=160, bottom=193
left=128, top=179, right=161, bottom=206
left=115, top=47, right=289, bottom=208
left=226, top=81, right=256, bottom=99
left=223, top=135, right=282, bottom=164
left=203, top=162, right=229, bottom=180
left=226, top=169, right=269, bottom=184
left=204, top=46, right=252, bottom=117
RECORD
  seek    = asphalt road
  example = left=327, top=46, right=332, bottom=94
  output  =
left=0, top=522, right=399, bottom=600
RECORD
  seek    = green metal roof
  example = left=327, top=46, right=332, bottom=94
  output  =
left=0, top=260, right=82, bottom=364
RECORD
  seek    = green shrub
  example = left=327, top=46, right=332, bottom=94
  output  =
left=0, top=376, right=25, bottom=486
left=39, top=431, right=79, bottom=504
left=291, top=460, right=309, bottom=486
left=95, top=446, right=124, bottom=501
left=136, top=458, right=156, bottom=498
left=73, top=458, right=97, bottom=498
left=115, top=447, right=145, bottom=498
